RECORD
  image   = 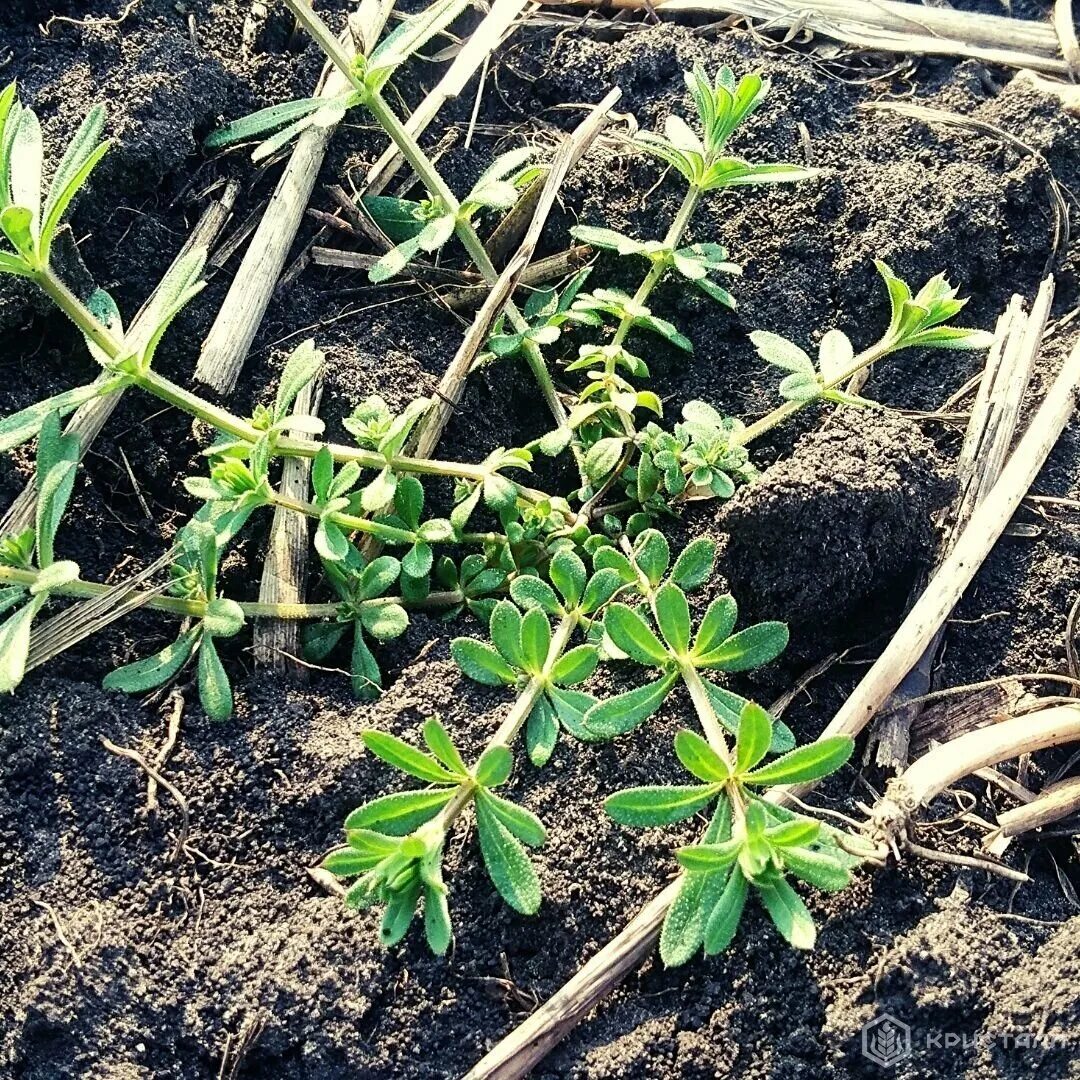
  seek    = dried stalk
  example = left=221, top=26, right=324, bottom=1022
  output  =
left=984, top=774, right=1080, bottom=846
left=868, top=705, right=1080, bottom=848
left=0, top=182, right=239, bottom=537
left=363, top=0, right=532, bottom=196
left=253, top=376, right=324, bottom=677
left=463, top=297, right=1080, bottom=1080
left=536, top=0, right=1071, bottom=74
left=872, top=280, right=1052, bottom=766
left=195, top=1, right=395, bottom=394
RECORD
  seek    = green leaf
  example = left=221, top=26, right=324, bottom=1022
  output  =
left=475, top=794, right=541, bottom=914
left=583, top=670, right=679, bottom=738
left=0, top=600, right=36, bottom=693
left=634, top=529, right=669, bottom=586
left=401, top=541, right=432, bottom=580
left=749, top=330, right=814, bottom=373
left=450, top=638, right=518, bottom=686
left=131, top=248, right=206, bottom=370
left=474, top=744, right=512, bottom=788
left=703, top=679, right=795, bottom=755
left=674, top=729, right=730, bottom=782
left=509, top=576, right=561, bottom=615
left=757, top=876, right=816, bottom=949
left=202, top=597, right=245, bottom=638
left=670, top=538, right=716, bottom=590
left=362, top=730, right=462, bottom=783
left=734, top=701, right=773, bottom=774
left=34, top=411, right=79, bottom=566
left=603, top=603, right=670, bottom=666
left=368, top=0, right=471, bottom=81
left=569, top=224, right=645, bottom=255
left=744, top=735, right=854, bottom=786
left=659, top=871, right=708, bottom=968
left=345, top=789, right=454, bottom=835
left=525, top=694, right=558, bottom=767
left=490, top=600, right=525, bottom=669
left=604, top=783, right=718, bottom=827
left=422, top=716, right=468, bottom=776
left=41, top=103, right=108, bottom=257
left=519, top=607, right=551, bottom=674
left=323, top=846, right=382, bottom=877
left=704, top=867, right=748, bottom=954
left=580, top=568, right=622, bottom=615
left=102, top=628, right=200, bottom=694
left=584, top=437, right=625, bottom=482
left=360, top=602, right=408, bottom=641
left=379, top=880, right=422, bottom=946
left=549, top=549, right=586, bottom=609
left=654, top=583, right=691, bottom=656
left=196, top=636, right=233, bottom=722
left=361, top=194, right=427, bottom=243
left=676, top=839, right=741, bottom=872
left=549, top=644, right=598, bottom=686
left=393, top=473, right=424, bottom=530
left=273, top=338, right=322, bottom=420
left=694, top=621, right=788, bottom=672
left=10, top=107, right=42, bottom=236
left=28, top=558, right=79, bottom=596
left=782, top=846, right=852, bottom=892
left=358, top=555, right=401, bottom=600
left=204, top=95, right=332, bottom=150
left=351, top=631, right=383, bottom=701
left=546, top=686, right=597, bottom=740
left=691, top=597, right=735, bottom=659
left=361, top=467, right=397, bottom=512
left=424, top=884, right=452, bottom=955
left=477, top=789, right=546, bottom=847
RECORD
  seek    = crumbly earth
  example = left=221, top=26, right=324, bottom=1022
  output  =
left=1, top=2, right=1079, bottom=1079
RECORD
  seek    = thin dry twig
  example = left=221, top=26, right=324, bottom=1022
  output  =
left=535, top=0, right=1071, bottom=74
left=147, top=691, right=184, bottom=814
left=196, top=2, right=396, bottom=394
left=32, top=900, right=83, bottom=969
left=254, top=377, right=324, bottom=678
left=101, top=736, right=190, bottom=863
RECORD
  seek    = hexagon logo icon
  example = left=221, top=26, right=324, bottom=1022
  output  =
left=861, top=1013, right=912, bottom=1068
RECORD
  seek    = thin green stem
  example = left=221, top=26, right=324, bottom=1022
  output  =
left=431, top=611, right=578, bottom=832
left=734, top=338, right=896, bottom=447
left=611, top=185, right=702, bottom=352
left=32, top=264, right=502, bottom=485
left=0, top=563, right=465, bottom=619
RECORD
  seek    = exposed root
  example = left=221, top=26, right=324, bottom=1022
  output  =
left=101, top=736, right=190, bottom=863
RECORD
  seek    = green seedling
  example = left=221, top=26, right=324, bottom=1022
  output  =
left=326, top=716, right=547, bottom=952
left=751, top=262, right=995, bottom=408
left=580, top=530, right=793, bottom=747
left=302, top=545, right=408, bottom=700
left=104, top=520, right=245, bottom=720
left=606, top=717, right=857, bottom=962
left=0, top=413, right=80, bottom=692
left=366, top=148, right=547, bottom=283
left=433, top=554, right=508, bottom=624
left=0, top=82, right=109, bottom=275
left=204, top=0, right=470, bottom=163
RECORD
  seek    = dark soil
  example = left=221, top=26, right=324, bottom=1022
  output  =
left=1, top=2, right=1079, bottom=1079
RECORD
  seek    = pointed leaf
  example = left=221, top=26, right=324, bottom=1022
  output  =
left=362, top=730, right=461, bottom=783
left=744, top=735, right=854, bottom=786
left=605, top=783, right=718, bottom=827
